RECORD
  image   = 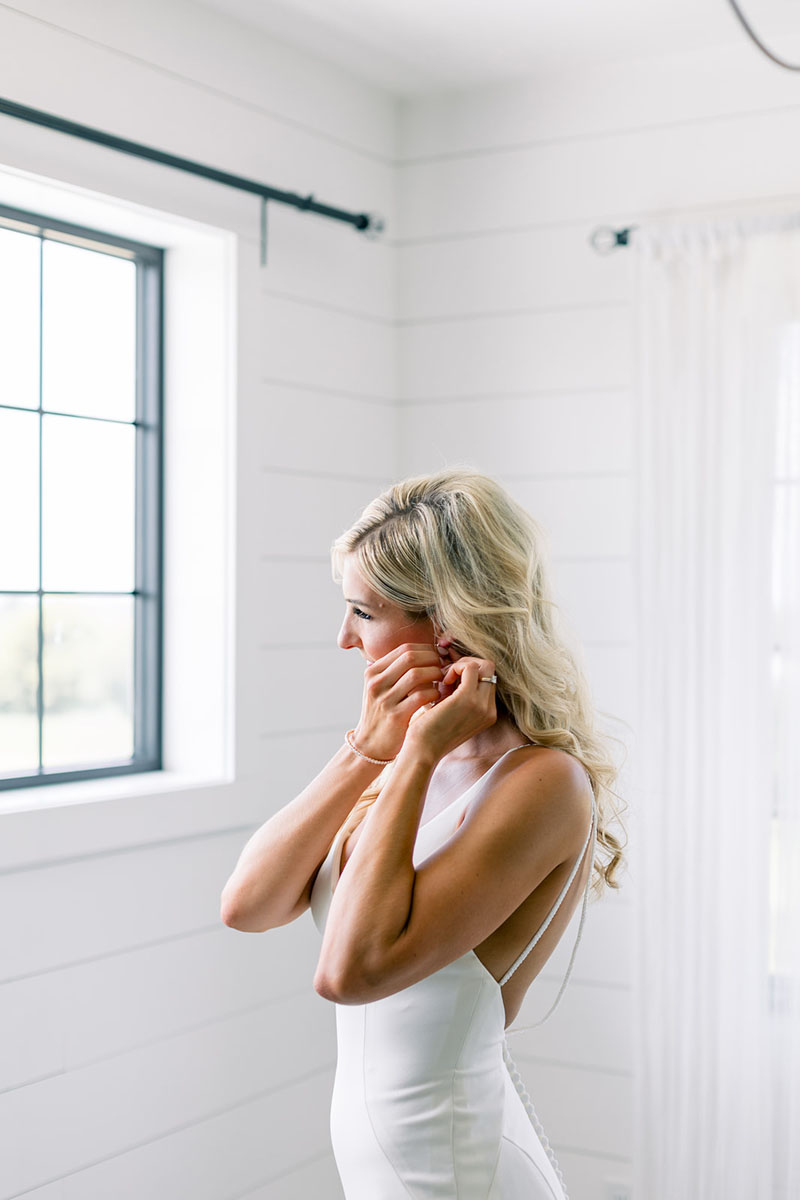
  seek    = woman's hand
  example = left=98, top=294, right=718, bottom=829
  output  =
left=403, top=656, right=498, bottom=762
left=353, top=643, right=444, bottom=761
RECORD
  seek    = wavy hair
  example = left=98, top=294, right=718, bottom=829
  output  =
left=332, top=468, right=628, bottom=897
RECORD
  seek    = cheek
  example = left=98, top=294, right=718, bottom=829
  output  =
left=386, top=614, right=435, bottom=649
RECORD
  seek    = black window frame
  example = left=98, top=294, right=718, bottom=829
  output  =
left=0, top=201, right=163, bottom=790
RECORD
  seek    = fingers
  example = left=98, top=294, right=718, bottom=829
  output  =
left=357, top=645, right=444, bottom=755
left=387, top=663, right=445, bottom=701
left=441, top=656, right=496, bottom=690
left=367, top=643, right=441, bottom=692
left=397, top=683, right=442, bottom=715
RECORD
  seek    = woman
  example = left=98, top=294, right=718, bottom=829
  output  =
left=221, top=468, right=626, bottom=1199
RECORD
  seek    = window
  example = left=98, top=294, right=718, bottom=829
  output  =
left=0, top=202, right=163, bottom=789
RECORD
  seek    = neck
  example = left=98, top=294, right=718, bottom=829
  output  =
left=445, top=715, right=529, bottom=762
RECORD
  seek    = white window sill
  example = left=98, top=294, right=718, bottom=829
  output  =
left=0, top=769, right=230, bottom=816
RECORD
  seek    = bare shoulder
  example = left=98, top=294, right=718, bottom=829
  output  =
left=474, top=743, right=594, bottom=859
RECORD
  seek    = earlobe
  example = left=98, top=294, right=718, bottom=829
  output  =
left=435, top=635, right=467, bottom=664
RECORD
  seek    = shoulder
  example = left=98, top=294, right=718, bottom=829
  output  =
left=477, top=744, right=593, bottom=860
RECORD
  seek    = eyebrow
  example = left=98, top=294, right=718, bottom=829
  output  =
left=344, top=597, right=375, bottom=609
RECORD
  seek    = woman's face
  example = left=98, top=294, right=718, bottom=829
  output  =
left=337, top=557, right=437, bottom=664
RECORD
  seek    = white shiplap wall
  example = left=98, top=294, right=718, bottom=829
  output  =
left=395, top=39, right=800, bottom=1196
left=0, top=1, right=394, bottom=1197
left=4, top=4, right=800, bottom=1195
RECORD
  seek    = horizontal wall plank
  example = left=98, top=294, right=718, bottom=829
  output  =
left=581, top=643, right=638, bottom=739
left=262, top=206, right=395, bottom=322
left=1, top=830, right=249, bottom=981
left=504, top=475, right=634, bottom=558
left=396, top=106, right=800, bottom=241
left=253, top=383, right=396, bottom=478
left=8, top=1185, right=64, bottom=1200
left=248, top=727, right=350, bottom=794
left=1, top=992, right=335, bottom=1197
left=510, top=1057, right=633, bottom=1160
left=58, top=1068, right=336, bottom=1200
left=0, top=969, right=63, bottom=1093
left=398, top=305, right=629, bottom=399
left=0, top=918, right=324, bottom=1091
left=233, top=1153, right=343, bottom=1200
left=553, top=1149, right=633, bottom=1200
left=256, top=558, right=345, bottom=649
left=551, top=558, right=636, bottom=648
left=259, top=294, right=394, bottom=402
left=398, top=226, right=633, bottom=320
left=509, top=975, right=634, bottom=1075
left=397, top=41, right=800, bottom=158
left=258, top=645, right=363, bottom=735
left=11, top=0, right=395, bottom=158
left=257, top=473, right=385, bottom=557
left=537, top=893, right=633, bottom=990
left=397, top=389, right=634, bottom=475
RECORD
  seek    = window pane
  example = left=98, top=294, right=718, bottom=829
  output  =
left=0, top=227, right=40, bottom=411
left=0, top=595, right=39, bottom=775
left=0, top=408, right=39, bottom=590
left=41, top=240, right=136, bottom=421
left=42, top=595, right=133, bottom=769
left=42, top=415, right=135, bottom=592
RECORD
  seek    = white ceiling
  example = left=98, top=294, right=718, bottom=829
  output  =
left=191, top=0, right=800, bottom=94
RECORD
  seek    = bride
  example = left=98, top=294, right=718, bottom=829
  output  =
left=222, top=467, right=626, bottom=1199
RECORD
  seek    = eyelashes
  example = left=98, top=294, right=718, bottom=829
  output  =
left=351, top=606, right=372, bottom=621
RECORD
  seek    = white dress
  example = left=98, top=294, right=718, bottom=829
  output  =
left=310, top=743, right=598, bottom=1200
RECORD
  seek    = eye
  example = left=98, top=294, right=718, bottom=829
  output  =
left=351, top=606, right=372, bottom=621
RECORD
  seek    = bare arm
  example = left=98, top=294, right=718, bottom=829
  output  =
left=220, top=745, right=381, bottom=932
left=220, top=643, right=444, bottom=932
left=314, top=657, right=591, bottom=1004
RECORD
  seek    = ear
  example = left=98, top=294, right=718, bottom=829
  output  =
left=435, top=634, right=465, bottom=664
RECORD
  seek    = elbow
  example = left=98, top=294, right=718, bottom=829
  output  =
left=313, top=967, right=365, bottom=1005
left=220, top=890, right=247, bottom=930
left=313, top=967, right=343, bottom=1003
left=220, top=884, right=268, bottom=932
left=313, top=952, right=383, bottom=1005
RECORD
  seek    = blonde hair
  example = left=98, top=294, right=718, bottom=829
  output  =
left=332, top=467, right=628, bottom=897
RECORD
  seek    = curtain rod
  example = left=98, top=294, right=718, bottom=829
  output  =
left=0, top=96, right=383, bottom=266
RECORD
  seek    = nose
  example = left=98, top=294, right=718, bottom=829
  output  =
left=337, top=615, right=359, bottom=651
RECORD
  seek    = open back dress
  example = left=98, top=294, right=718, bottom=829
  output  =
left=310, top=743, right=598, bottom=1200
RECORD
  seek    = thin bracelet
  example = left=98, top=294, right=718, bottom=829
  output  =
left=345, top=728, right=395, bottom=766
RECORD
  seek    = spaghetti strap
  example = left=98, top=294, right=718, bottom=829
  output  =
left=502, top=796, right=598, bottom=1027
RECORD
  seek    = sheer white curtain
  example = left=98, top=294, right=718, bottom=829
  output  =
left=631, top=213, right=800, bottom=1200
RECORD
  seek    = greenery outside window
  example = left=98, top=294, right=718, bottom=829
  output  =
left=0, top=202, right=163, bottom=789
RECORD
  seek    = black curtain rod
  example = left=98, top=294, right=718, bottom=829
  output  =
left=0, top=96, right=383, bottom=265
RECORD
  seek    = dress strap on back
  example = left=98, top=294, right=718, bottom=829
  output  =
left=502, top=794, right=598, bottom=1029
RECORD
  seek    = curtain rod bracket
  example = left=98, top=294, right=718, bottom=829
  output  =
left=361, top=212, right=385, bottom=240
left=589, top=224, right=638, bottom=253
